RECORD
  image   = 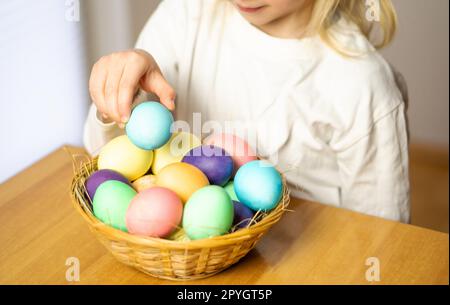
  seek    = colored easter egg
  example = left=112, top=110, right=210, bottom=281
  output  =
left=152, top=131, right=201, bottom=174
left=85, top=169, right=129, bottom=200
left=93, top=180, right=137, bottom=232
left=156, top=162, right=209, bottom=202
left=182, top=145, right=233, bottom=186
left=204, top=133, right=257, bottom=174
left=131, top=174, right=157, bottom=192
left=223, top=181, right=238, bottom=201
left=232, top=201, right=255, bottom=229
left=98, top=135, right=153, bottom=181
left=125, top=101, right=174, bottom=150
left=234, top=160, right=282, bottom=211
left=126, top=187, right=183, bottom=238
left=182, top=185, right=234, bottom=240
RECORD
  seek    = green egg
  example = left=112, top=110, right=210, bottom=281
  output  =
left=182, top=185, right=234, bottom=240
left=224, top=181, right=238, bottom=201
left=92, top=180, right=137, bottom=232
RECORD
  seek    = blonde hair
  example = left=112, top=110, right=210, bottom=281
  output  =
left=215, top=0, right=397, bottom=56
left=309, top=0, right=397, bottom=55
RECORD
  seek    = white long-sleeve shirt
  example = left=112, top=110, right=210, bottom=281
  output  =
left=84, top=0, right=410, bottom=222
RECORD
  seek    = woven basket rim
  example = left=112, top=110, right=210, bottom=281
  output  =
left=70, top=158, right=290, bottom=250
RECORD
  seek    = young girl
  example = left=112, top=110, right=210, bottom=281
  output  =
left=84, top=0, right=410, bottom=223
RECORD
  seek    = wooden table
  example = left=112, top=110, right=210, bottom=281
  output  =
left=0, top=146, right=448, bottom=285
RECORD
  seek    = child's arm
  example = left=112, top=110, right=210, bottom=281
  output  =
left=336, top=102, right=410, bottom=223
left=83, top=0, right=186, bottom=155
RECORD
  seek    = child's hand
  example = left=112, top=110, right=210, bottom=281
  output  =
left=89, top=49, right=176, bottom=126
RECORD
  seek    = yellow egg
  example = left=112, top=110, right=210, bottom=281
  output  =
left=98, top=135, right=154, bottom=181
left=156, top=162, right=209, bottom=203
left=132, top=174, right=157, bottom=192
left=152, top=132, right=201, bottom=175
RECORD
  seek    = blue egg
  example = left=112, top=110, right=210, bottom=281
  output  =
left=125, top=101, right=174, bottom=150
left=234, top=160, right=282, bottom=211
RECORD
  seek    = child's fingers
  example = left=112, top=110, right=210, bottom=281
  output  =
left=117, top=63, right=146, bottom=123
left=104, top=63, right=125, bottom=124
left=141, top=70, right=176, bottom=110
left=89, top=58, right=108, bottom=116
left=90, top=50, right=176, bottom=127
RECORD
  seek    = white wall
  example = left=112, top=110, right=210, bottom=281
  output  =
left=82, top=0, right=159, bottom=67
left=382, top=0, right=449, bottom=146
left=0, top=0, right=89, bottom=183
left=0, top=0, right=158, bottom=183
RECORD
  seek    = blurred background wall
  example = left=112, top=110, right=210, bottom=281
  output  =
left=81, top=0, right=160, bottom=68
left=1, top=0, right=449, bottom=227
left=382, top=0, right=449, bottom=147
left=0, top=0, right=89, bottom=183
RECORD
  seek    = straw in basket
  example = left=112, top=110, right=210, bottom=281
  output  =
left=70, top=156, right=290, bottom=281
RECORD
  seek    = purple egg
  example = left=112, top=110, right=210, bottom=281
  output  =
left=85, top=169, right=130, bottom=199
left=233, top=201, right=255, bottom=229
left=182, top=145, right=233, bottom=186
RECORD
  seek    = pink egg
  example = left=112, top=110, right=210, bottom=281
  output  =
left=204, top=133, right=257, bottom=174
left=126, top=187, right=183, bottom=238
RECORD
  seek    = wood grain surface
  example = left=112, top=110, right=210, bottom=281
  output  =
left=0, top=146, right=448, bottom=284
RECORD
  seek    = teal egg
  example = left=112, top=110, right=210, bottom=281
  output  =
left=125, top=101, right=174, bottom=150
left=234, top=160, right=282, bottom=211
left=92, top=180, right=137, bottom=232
left=182, top=185, right=234, bottom=240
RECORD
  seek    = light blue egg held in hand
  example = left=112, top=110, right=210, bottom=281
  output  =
left=234, top=160, right=282, bottom=212
left=125, top=101, right=174, bottom=150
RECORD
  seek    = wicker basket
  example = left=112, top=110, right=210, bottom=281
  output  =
left=70, top=157, right=290, bottom=281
